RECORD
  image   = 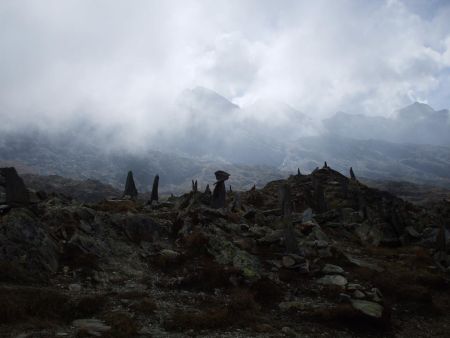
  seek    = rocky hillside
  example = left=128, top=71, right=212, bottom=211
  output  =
left=1, top=165, right=449, bottom=337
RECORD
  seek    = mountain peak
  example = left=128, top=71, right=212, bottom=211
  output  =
left=178, top=86, right=239, bottom=112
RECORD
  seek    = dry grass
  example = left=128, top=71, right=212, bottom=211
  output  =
left=250, top=278, right=284, bottom=307
left=102, top=312, right=139, bottom=338
left=304, top=304, right=392, bottom=332
left=130, top=297, right=157, bottom=314
left=91, top=200, right=138, bottom=213
left=177, top=259, right=240, bottom=291
left=165, top=289, right=260, bottom=331
left=0, top=287, right=107, bottom=324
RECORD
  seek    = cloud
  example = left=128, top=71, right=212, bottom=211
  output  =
left=0, top=0, right=449, bottom=135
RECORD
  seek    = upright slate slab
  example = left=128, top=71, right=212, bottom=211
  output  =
left=0, top=167, right=30, bottom=206
left=150, top=174, right=159, bottom=204
left=123, top=171, right=138, bottom=199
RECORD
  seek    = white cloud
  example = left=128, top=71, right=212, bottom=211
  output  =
left=0, top=0, right=449, bottom=133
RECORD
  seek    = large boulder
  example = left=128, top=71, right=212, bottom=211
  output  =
left=0, top=208, right=59, bottom=283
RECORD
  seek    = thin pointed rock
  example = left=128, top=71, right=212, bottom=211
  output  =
left=350, top=167, right=357, bottom=181
left=150, top=174, right=159, bottom=204
left=123, top=171, right=138, bottom=199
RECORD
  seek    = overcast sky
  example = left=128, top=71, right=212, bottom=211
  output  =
left=1, top=0, right=449, bottom=132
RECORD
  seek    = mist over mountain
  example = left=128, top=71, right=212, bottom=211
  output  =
left=1, top=85, right=450, bottom=191
left=324, top=102, right=450, bottom=146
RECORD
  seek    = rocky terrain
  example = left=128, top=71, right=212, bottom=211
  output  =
left=1, top=165, right=449, bottom=337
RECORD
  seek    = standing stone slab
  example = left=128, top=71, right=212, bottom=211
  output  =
left=150, top=174, right=159, bottom=204
left=0, top=167, right=30, bottom=206
left=123, top=171, right=138, bottom=199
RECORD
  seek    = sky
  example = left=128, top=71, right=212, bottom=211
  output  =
left=1, top=0, right=449, bottom=134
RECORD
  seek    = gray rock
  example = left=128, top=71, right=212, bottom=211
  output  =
left=282, top=255, right=296, bottom=268
left=351, top=299, right=384, bottom=319
left=322, top=264, right=345, bottom=275
left=302, top=208, right=313, bottom=223
left=317, top=274, right=348, bottom=287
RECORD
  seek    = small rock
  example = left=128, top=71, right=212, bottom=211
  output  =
left=282, top=256, right=296, bottom=268
left=322, top=264, right=345, bottom=275
left=404, top=226, right=421, bottom=239
left=338, top=293, right=352, bottom=303
left=351, top=299, right=384, bottom=319
left=346, top=283, right=363, bottom=291
left=73, top=319, right=111, bottom=336
left=279, top=301, right=306, bottom=311
left=160, top=249, right=180, bottom=260
left=69, top=283, right=82, bottom=292
left=353, top=290, right=365, bottom=299
left=281, top=326, right=297, bottom=337
left=316, top=274, right=348, bottom=287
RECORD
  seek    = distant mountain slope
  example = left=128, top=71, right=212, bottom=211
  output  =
left=281, top=135, right=450, bottom=187
left=324, top=102, right=450, bottom=146
left=0, top=129, right=284, bottom=194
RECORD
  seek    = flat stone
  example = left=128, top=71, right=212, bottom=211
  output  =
left=279, top=301, right=307, bottom=311
left=69, top=283, right=82, bottom=292
left=282, top=256, right=296, bottom=268
left=353, top=290, right=365, bottom=299
left=351, top=299, right=384, bottom=319
left=160, top=249, right=180, bottom=260
left=317, top=274, right=348, bottom=287
left=344, top=254, right=384, bottom=272
left=322, top=264, right=345, bottom=275
left=73, top=319, right=111, bottom=336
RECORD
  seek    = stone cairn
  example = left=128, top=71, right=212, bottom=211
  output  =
left=211, top=170, right=230, bottom=209
left=0, top=167, right=30, bottom=206
left=123, top=171, right=138, bottom=199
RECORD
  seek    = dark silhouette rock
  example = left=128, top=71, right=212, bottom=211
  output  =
left=350, top=167, right=356, bottom=181
left=323, top=161, right=328, bottom=168
left=123, top=171, right=138, bottom=199
left=229, top=185, right=232, bottom=193
left=297, top=168, right=301, bottom=176
left=215, top=170, right=230, bottom=182
left=204, top=184, right=211, bottom=195
left=211, top=170, right=230, bottom=209
left=0, top=167, right=30, bottom=206
left=150, top=175, right=159, bottom=204
left=191, top=180, right=198, bottom=193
